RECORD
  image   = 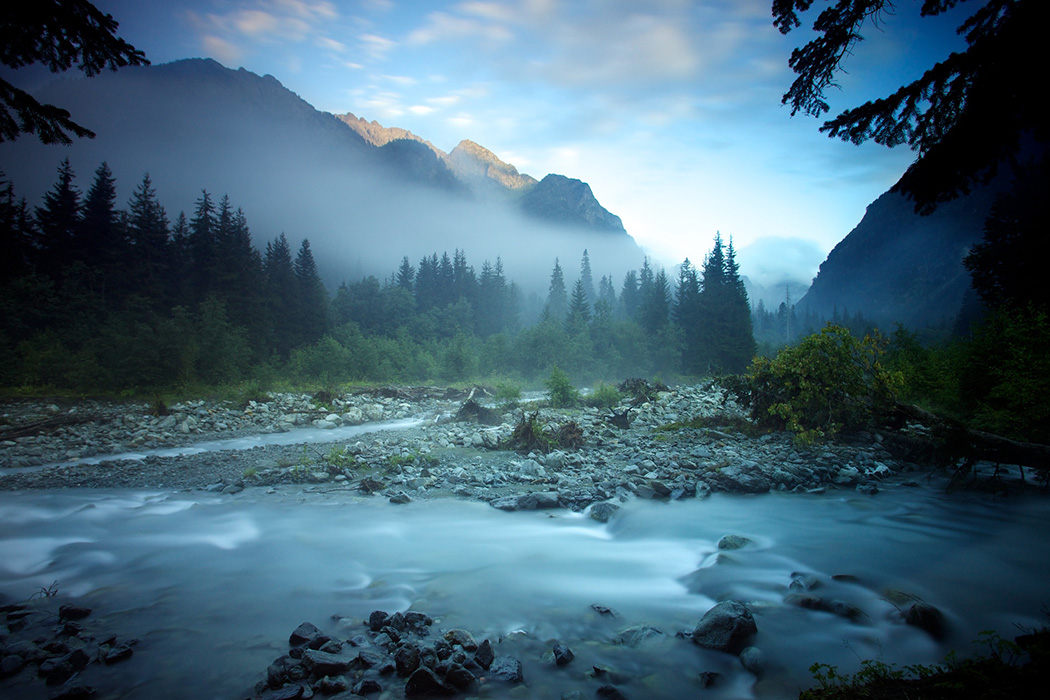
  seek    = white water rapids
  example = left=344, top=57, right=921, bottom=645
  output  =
left=1, top=479, right=1048, bottom=699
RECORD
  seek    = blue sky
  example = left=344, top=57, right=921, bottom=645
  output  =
left=83, top=0, right=973, bottom=288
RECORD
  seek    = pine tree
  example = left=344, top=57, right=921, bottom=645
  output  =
left=696, top=233, right=755, bottom=373
left=542, top=258, right=568, bottom=323
left=579, top=249, right=595, bottom=307
left=34, top=158, right=80, bottom=280
left=674, top=258, right=703, bottom=374
left=0, top=173, right=35, bottom=278
left=125, top=173, right=170, bottom=305
left=294, top=238, right=328, bottom=344
left=263, top=232, right=298, bottom=357
left=76, top=161, right=124, bottom=283
left=566, top=278, right=592, bottom=331
left=619, top=269, right=640, bottom=320
left=640, top=267, right=671, bottom=336
left=187, top=189, right=217, bottom=302
left=395, top=256, right=415, bottom=291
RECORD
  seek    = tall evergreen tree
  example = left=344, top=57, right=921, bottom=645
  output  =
left=187, top=189, right=217, bottom=301
left=566, top=278, right=592, bottom=331
left=125, top=173, right=170, bottom=305
left=294, top=238, right=328, bottom=344
left=34, top=158, right=80, bottom=280
left=0, top=173, right=35, bottom=278
left=674, top=258, right=703, bottom=374
left=619, top=269, right=640, bottom=320
left=263, top=232, right=298, bottom=357
left=542, top=258, right=568, bottom=323
left=579, top=249, right=595, bottom=307
left=395, top=256, right=415, bottom=291
left=76, top=161, right=123, bottom=282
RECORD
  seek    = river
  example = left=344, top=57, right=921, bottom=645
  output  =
left=1, top=478, right=1048, bottom=699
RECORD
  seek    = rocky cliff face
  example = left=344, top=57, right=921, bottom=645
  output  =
left=519, top=174, right=627, bottom=235
left=446, top=140, right=537, bottom=194
left=797, top=180, right=1003, bottom=330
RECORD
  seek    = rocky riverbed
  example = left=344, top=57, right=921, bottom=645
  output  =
left=0, top=383, right=919, bottom=506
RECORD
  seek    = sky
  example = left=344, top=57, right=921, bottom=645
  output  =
left=74, top=0, right=972, bottom=288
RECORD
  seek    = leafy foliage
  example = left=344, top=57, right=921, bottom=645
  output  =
left=729, top=325, right=902, bottom=442
left=800, top=628, right=1050, bottom=700
left=545, top=365, right=580, bottom=408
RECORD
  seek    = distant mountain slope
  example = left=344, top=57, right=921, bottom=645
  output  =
left=797, top=178, right=1004, bottom=330
left=519, top=174, right=627, bottom=235
left=0, top=59, right=641, bottom=289
left=446, top=140, right=538, bottom=194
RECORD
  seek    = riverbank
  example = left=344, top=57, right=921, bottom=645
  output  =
left=1, top=383, right=933, bottom=506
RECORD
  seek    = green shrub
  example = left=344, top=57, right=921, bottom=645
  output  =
left=585, top=382, right=622, bottom=409
left=545, top=365, right=580, bottom=408
left=728, top=325, right=902, bottom=443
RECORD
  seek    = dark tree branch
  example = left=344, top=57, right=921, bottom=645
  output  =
left=0, top=1, right=149, bottom=144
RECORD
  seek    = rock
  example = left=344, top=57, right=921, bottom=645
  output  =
left=698, top=670, right=722, bottom=687
left=58, top=604, right=92, bottom=621
left=553, top=643, right=575, bottom=666
left=353, top=678, right=383, bottom=694
left=588, top=502, right=619, bottom=523
left=717, top=534, right=751, bottom=550
left=368, top=610, right=389, bottom=632
left=739, top=646, right=764, bottom=676
left=597, top=685, right=629, bottom=700
left=905, top=602, right=947, bottom=640
left=444, top=629, right=477, bottom=651
left=474, top=639, right=494, bottom=669
left=101, top=642, right=134, bottom=664
left=290, top=621, right=323, bottom=646
left=405, top=666, right=455, bottom=696
left=394, top=644, right=420, bottom=677
left=0, top=654, right=24, bottom=677
left=692, top=600, right=758, bottom=654
left=445, top=663, right=476, bottom=690
left=487, top=655, right=523, bottom=682
left=613, top=624, right=663, bottom=648
left=47, top=683, right=98, bottom=700
left=301, top=648, right=352, bottom=676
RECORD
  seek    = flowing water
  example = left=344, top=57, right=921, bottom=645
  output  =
left=1, top=482, right=1048, bottom=699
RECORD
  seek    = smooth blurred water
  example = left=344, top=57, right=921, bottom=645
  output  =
left=1, top=485, right=1048, bottom=699
left=15, top=418, right=424, bottom=473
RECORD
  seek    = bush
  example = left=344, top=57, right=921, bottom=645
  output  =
left=585, top=382, right=622, bottom=409
left=729, top=325, right=902, bottom=443
left=545, top=365, right=580, bottom=408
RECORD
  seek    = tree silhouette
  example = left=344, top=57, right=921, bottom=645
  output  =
left=1, top=1, right=148, bottom=144
left=774, top=0, right=1046, bottom=211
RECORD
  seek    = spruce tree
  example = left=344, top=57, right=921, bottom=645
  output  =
left=395, top=256, right=415, bottom=291
left=263, top=232, right=298, bottom=357
left=34, top=158, right=80, bottom=280
left=542, top=258, right=568, bottom=323
left=579, top=249, right=595, bottom=307
left=294, top=238, right=328, bottom=344
left=125, top=173, right=170, bottom=305
left=566, top=278, right=592, bottom=332
left=77, top=161, right=124, bottom=283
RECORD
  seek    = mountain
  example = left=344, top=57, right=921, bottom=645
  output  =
left=520, top=175, right=627, bottom=235
left=0, top=59, right=641, bottom=288
left=446, top=140, right=537, bottom=196
left=796, top=176, right=1005, bottom=331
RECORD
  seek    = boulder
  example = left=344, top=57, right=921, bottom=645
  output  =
left=905, top=601, right=947, bottom=640
left=692, top=600, right=757, bottom=654
left=405, top=666, right=455, bottom=696
left=553, top=643, right=575, bottom=666
left=487, top=655, right=523, bottom=682
left=717, top=535, right=751, bottom=551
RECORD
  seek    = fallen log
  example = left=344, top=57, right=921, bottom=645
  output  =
left=880, top=403, right=1050, bottom=472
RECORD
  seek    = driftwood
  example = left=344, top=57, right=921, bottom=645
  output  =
left=879, top=403, right=1050, bottom=473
